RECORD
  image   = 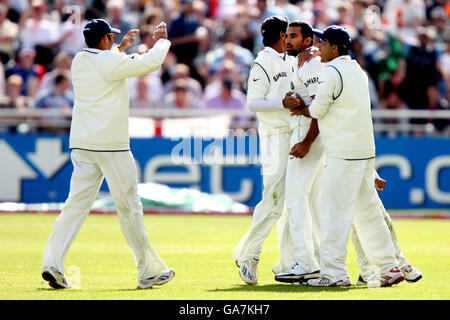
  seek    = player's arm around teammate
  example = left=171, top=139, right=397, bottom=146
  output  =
left=233, top=16, right=299, bottom=285
left=293, top=25, right=403, bottom=287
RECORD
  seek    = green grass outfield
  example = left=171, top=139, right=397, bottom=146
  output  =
left=0, top=213, right=449, bottom=300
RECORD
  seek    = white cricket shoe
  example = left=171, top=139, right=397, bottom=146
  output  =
left=137, top=269, right=175, bottom=289
left=401, top=265, right=423, bottom=283
left=380, top=267, right=405, bottom=287
left=271, top=262, right=282, bottom=275
left=239, top=257, right=259, bottom=285
left=42, top=266, right=71, bottom=289
left=306, top=276, right=351, bottom=287
left=275, top=264, right=320, bottom=284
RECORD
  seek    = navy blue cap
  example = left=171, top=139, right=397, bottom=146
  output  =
left=313, top=25, right=351, bottom=49
left=83, top=19, right=121, bottom=40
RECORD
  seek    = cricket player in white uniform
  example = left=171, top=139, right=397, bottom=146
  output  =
left=293, top=25, right=404, bottom=287
left=41, top=19, right=175, bottom=289
left=232, top=16, right=302, bottom=285
left=272, top=21, right=324, bottom=283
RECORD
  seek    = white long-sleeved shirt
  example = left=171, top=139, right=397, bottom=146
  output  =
left=290, top=54, right=322, bottom=132
left=309, top=55, right=375, bottom=160
left=69, top=39, right=171, bottom=151
left=246, top=46, right=294, bottom=136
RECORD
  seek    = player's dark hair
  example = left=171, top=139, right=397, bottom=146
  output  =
left=288, top=20, right=313, bottom=42
left=84, top=33, right=103, bottom=48
left=261, top=16, right=288, bottom=46
left=336, top=45, right=349, bottom=56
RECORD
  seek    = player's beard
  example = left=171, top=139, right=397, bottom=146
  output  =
left=286, top=47, right=302, bottom=56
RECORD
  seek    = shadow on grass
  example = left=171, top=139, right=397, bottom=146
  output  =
left=37, top=287, right=164, bottom=292
left=207, top=284, right=367, bottom=293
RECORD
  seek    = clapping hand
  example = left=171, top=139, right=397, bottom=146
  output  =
left=154, top=22, right=168, bottom=42
left=118, top=29, right=139, bottom=52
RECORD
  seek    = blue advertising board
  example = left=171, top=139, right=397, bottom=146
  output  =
left=0, top=134, right=449, bottom=209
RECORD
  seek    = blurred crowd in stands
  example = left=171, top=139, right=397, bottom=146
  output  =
left=0, top=0, right=449, bottom=136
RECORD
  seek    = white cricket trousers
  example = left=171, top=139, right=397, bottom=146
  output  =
left=274, top=129, right=324, bottom=273
left=351, top=198, right=410, bottom=280
left=319, top=156, right=398, bottom=282
left=42, top=149, right=168, bottom=281
left=233, top=130, right=291, bottom=264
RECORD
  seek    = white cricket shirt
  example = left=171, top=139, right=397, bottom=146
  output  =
left=69, top=38, right=171, bottom=151
left=246, top=46, right=294, bottom=136
left=290, top=53, right=323, bottom=132
left=309, top=55, right=375, bottom=160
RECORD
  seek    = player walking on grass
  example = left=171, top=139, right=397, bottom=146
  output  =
left=41, top=19, right=175, bottom=289
left=292, top=25, right=404, bottom=287
left=232, top=16, right=302, bottom=285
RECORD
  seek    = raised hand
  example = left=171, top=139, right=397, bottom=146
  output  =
left=154, top=22, right=168, bottom=42
left=298, top=46, right=321, bottom=68
left=118, top=29, right=140, bottom=52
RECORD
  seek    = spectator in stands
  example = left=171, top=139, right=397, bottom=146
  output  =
left=204, top=59, right=245, bottom=99
left=203, top=78, right=246, bottom=110
left=383, top=0, right=427, bottom=42
left=312, top=2, right=331, bottom=32
left=139, top=6, right=165, bottom=30
left=430, top=6, right=450, bottom=45
left=163, top=78, right=198, bottom=109
left=437, top=40, right=450, bottom=100
left=0, top=74, right=32, bottom=110
left=18, top=0, right=60, bottom=68
left=248, top=0, right=285, bottom=54
left=129, top=74, right=164, bottom=109
left=203, top=77, right=250, bottom=128
left=129, top=43, right=164, bottom=109
left=275, top=0, right=302, bottom=22
left=352, top=0, right=369, bottom=33
left=58, top=5, right=89, bottom=56
left=378, top=73, right=410, bottom=135
left=106, top=0, right=134, bottom=45
left=35, top=70, right=73, bottom=121
left=138, top=25, right=157, bottom=49
left=403, top=27, right=440, bottom=126
left=38, top=52, right=73, bottom=96
left=168, top=0, right=201, bottom=65
left=9, top=47, right=42, bottom=98
left=426, top=85, right=450, bottom=134
left=0, top=75, right=33, bottom=133
left=219, top=3, right=256, bottom=52
left=164, top=63, right=202, bottom=100
left=205, top=40, right=254, bottom=80
left=0, top=3, right=19, bottom=64
left=333, top=1, right=356, bottom=28
left=0, top=62, right=4, bottom=99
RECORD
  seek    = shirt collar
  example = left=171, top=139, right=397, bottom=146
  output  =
left=83, top=48, right=102, bottom=54
left=264, top=46, right=287, bottom=60
left=333, top=55, right=351, bottom=61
